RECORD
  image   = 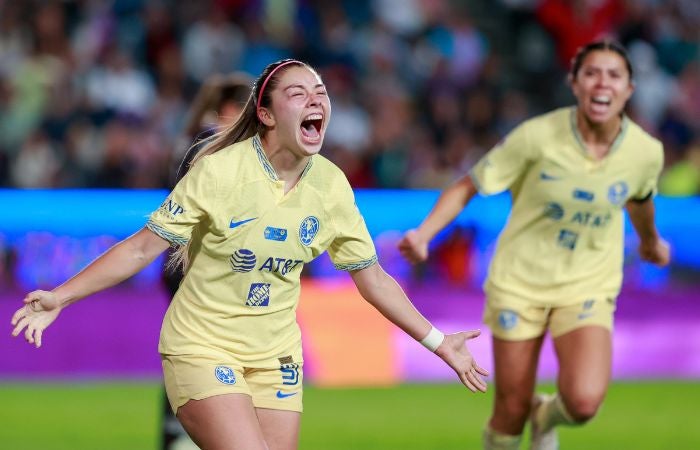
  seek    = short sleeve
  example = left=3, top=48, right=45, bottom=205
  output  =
left=146, top=157, right=216, bottom=245
left=326, top=180, right=377, bottom=271
left=632, top=142, right=664, bottom=200
left=469, top=123, right=534, bottom=195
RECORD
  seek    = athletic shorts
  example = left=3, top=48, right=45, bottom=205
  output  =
left=483, top=291, right=616, bottom=341
left=162, top=354, right=303, bottom=414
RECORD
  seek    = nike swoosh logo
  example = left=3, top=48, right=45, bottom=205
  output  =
left=540, top=171, right=561, bottom=181
left=229, top=217, right=257, bottom=229
left=276, top=390, right=298, bottom=399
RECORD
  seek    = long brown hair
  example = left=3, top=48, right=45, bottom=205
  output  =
left=169, top=59, right=309, bottom=271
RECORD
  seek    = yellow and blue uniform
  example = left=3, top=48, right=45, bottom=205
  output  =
left=470, top=107, right=663, bottom=339
left=147, top=135, right=377, bottom=411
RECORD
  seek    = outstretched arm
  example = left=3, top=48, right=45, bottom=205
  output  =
left=350, top=263, right=488, bottom=392
left=398, top=174, right=478, bottom=264
left=625, top=197, right=670, bottom=266
left=11, top=227, right=171, bottom=347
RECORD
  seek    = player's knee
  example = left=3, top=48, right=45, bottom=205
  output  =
left=496, top=394, right=531, bottom=424
left=563, top=393, right=603, bottom=423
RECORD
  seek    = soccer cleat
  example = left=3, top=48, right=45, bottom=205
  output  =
left=530, top=393, right=559, bottom=450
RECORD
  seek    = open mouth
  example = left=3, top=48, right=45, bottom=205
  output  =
left=300, top=113, right=323, bottom=141
left=591, top=95, right=611, bottom=107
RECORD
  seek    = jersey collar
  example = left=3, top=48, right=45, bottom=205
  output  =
left=569, top=107, right=629, bottom=159
left=252, top=134, right=314, bottom=182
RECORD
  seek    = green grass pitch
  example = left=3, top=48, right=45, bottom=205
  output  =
left=0, top=381, right=697, bottom=449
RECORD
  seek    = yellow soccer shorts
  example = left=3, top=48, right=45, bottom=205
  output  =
left=483, top=290, right=617, bottom=341
left=162, top=354, right=304, bottom=415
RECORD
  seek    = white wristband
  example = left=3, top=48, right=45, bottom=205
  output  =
left=420, top=327, right=445, bottom=352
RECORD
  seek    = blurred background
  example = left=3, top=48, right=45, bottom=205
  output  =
left=0, top=0, right=698, bottom=449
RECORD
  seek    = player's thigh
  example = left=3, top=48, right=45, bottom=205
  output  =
left=246, top=363, right=304, bottom=450
left=177, top=393, right=267, bottom=450
left=256, top=407, right=301, bottom=450
left=492, top=335, right=544, bottom=400
left=553, top=325, right=612, bottom=404
left=550, top=297, right=614, bottom=396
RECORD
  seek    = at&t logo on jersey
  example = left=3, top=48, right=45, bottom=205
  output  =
left=246, top=283, right=271, bottom=306
left=230, top=249, right=257, bottom=273
left=214, top=366, right=236, bottom=385
left=299, top=216, right=320, bottom=246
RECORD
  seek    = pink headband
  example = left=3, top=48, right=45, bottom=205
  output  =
left=256, top=60, right=302, bottom=107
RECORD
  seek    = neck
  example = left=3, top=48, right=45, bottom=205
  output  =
left=575, top=109, right=622, bottom=160
left=260, top=134, right=309, bottom=191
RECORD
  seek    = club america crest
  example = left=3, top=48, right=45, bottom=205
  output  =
left=299, top=216, right=320, bottom=246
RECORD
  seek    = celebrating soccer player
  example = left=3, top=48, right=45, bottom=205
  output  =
left=12, top=59, right=488, bottom=450
left=399, top=40, right=670, bottom=450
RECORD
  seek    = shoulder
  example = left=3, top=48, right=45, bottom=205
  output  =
left=523, top=107, right=571, bottom=137
left=623, top=119, right=664, bottom=164
left=307, top=155, right=357, bottom=212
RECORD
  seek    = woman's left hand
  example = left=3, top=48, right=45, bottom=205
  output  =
left=639, top=238, right=670, bottom=267
left=435, top=330, right=489, bottom=393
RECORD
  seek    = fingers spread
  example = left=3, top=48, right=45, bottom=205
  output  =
left=458, top=371, right=478, bottom=393
left=11, top=307, right=27, bottom=326
left=35, top=328, right=44, bottom=348
left=12, top=316, right=29, bottom=337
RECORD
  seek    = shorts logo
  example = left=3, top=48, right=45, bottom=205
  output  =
left=214, top=366, right=236, bottom=385
left=498, top=310, right=518, bottom=330
left=299, top=216, right=320, bottom=246
left=264, top=226, right=288, bottom=241
left=607, top=181, right=628, bottom=206
left=281, top=363, right=300, bottom=386
left=246, top=282, right=270, bottom=306
left=230, top=249, right=256, bottom=273
left=276, top=390, right=298, bottom=399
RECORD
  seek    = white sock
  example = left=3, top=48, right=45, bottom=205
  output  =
left=483, top=426, right=522, bottom=450
left=534, top=393, right=576, bottom=433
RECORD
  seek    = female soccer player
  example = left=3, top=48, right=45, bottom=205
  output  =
left=398, top=41, right=670, bottom=450
left=11, top=59, right=488, bottom=450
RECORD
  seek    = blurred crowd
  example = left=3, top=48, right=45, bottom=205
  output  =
left=0, top=0, right=698, bottom=194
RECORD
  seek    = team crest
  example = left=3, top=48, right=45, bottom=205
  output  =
left=607, top=181, right=628, bottom=206
left=214, top=366, right=236, bottom=385
left=299, top=216, right=320, bottom=246
left=498, top=310, right=518, bottom=330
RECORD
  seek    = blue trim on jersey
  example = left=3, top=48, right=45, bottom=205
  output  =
left=146, top=219, right=188, bottom=246
left=252, top=134, right=314, bottom=182
left=333, top=255, right=378, bottom=271
left=569, top=107, right=629, bottom=158
left=252, top=135, right=278, bottom=181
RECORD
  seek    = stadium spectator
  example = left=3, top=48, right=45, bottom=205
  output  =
left=398, top=41, right=670, bottom=450
left=12, top=59, right=488, bottom=450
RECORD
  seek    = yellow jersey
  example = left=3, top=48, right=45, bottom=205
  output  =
left=147, top=135, right=377, bottom=367
left=470, top=107, right=663, bottom=305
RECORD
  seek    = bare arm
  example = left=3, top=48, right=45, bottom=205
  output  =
left=350, top=263, right=488, bottom=392
left=398, top=174, right=478, bottom=263
left=11, top=228, right=171, bottom=347
left=625, top=197, right=670, bottom=266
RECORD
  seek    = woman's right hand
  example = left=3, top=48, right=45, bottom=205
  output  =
left=398, top=229, right=430, bottom=264
left=11, top=290, right=63, bottom=348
